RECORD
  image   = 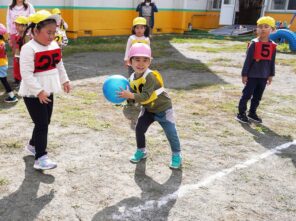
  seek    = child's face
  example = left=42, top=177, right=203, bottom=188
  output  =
left=15, top=23, right=26, bottom=34
left=131, top=56, right=151, bottom=74
left=34, top=23, right=57, bottom=46
left=134, top=25, right=146, bottom=37
left=256, top=24, right=273, bottom=39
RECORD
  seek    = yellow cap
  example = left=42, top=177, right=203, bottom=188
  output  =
left=14, top=16, right=29, bottom=25
left=257, top=16, right=275, bottom=28
left=133, top=17, right=147, bottom=26
left=52, top=8, right=61, bottom=15
left=28, top=10, right=60, bottom=24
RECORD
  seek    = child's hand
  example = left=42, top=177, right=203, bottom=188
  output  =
left=242, top=76, right=248, bottom=85
left=118, top=86, right=134, bottom=99
left=267, top=76, right=273, bottom=85
left=37, top=90, right=51, bottom=104
left=63, top=81, right=71, bottom=93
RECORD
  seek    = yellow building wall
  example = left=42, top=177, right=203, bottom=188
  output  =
left=185, top=11, right=220, bottom=30
left=265, top=13, right=296, bottom=32
left=1, top=7, right=295, bottom=38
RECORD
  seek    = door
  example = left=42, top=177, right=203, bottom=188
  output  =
left=219, top=0, right=236, bottom=25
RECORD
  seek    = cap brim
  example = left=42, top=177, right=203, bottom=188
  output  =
left=47, top=14, right=61, bottom=24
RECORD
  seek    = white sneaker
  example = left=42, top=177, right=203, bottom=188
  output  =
left=25, top=144, right=36, bottom=156
left=34, top=155, right=57, bottom=170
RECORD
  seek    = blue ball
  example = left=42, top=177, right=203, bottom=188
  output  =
left=102, top=75, right=130, bottom=104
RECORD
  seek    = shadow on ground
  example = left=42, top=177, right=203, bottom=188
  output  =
left=92, top=159, right=182, bottom=221
left=62, top=35, right=226, bottom=90
left=0, top=156, right=55, bottom=220
left=241, top=123, right=296, bottom=168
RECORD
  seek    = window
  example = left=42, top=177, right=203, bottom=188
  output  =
left=270, top=0, right=287, bottom=10
left=288, top=0, right=296, bottom=9
left=212, top=0, right=222, bottom=9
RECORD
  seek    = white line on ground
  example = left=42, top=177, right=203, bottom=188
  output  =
left=112, top=140, right=296, bottom=220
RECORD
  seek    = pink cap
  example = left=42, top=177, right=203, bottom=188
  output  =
left=0, top=24, right=7, bottom=35
left=128, top=43, right=151, bottom=59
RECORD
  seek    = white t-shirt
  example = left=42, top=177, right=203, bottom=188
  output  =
left=124, top=35, right=150, bottom=61
left=19, top=39, right=69, bottom=97
left=6, top=3, right=35, bottom=35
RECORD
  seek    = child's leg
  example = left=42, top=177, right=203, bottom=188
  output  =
left=238, top=78, right=257, bottom=114
left=0, top=76, right=17, bottom=102
left=249, top=78, right=267, bottom=114
left=13, top=57, right=21, bottom=82
left=135, top=108, right=154, bottom=149
left=23, top=95, right=54, bottom=160
left=0, top=77, right=13, bottom=93
left=155, top=108, right=181, bottom=154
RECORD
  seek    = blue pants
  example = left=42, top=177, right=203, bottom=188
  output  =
left=136, top=108, right=181, bottom=154
left=238, top=78, right=267, bottom=114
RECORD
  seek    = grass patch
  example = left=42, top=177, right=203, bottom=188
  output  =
left=277, top=43, right=292, bottom=53
left=62, top=43, right=124, bottom=57
left=189, top=43, right=246, bottom=53
left=0, top=178, right=8, bottom=186
left=0, top=139, right=22, bottom=149
left=54, top=91, right=114, bottom=131
left=153, top=60, right=211, bottom=72
left=207, top=58, right=242, bottom=68
left=276, top=58, right=296, bottom=72
left=254, top=125, right=270, bottom=134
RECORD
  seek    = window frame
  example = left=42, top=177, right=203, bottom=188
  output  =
left=210, top=0, right=222, bottom=10
left=268, top=0, right=296, bottom=12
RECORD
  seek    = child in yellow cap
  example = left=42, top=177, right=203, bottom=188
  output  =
left=236, top=16, right=277, bottom=124
left=52, top=8, right=68, bottom=47
left=124, top=17, right=150, bottom=76
left=0, top=23, right=18, bottom=103
left=13, top=15, right=30, bottom=85
left=19, top=10, right=71, bottom=170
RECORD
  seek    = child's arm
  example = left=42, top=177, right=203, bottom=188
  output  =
left=56, top=59, right=71, bottom=93
left=152, top=3, right=158, bottom=12
left=20, top=45, right=43, bottom=96
left=241, top=42, right=255, bottom=84
left=267, top=48, right=276, bottom=85
left=61, top=19, right=68, bottom=30
left=119, top=74, right=155, bottom=103
left=124, top=36, right=132, bottom=66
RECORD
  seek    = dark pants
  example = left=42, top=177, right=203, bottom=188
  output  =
left=0, top=77, right=12, bottom=93
left=238, top=78, right=267, bottom=114
left=23, top=95, right=54, bottom=159
left=136, top=108, right=181, bottom=153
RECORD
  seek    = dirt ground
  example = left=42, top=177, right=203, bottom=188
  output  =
left=0, top=38, right=296, bottom=221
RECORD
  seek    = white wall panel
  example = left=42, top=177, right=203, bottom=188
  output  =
left=0, top=0, right=225, bottom=10
left=186, top=0, right=208, bottom=9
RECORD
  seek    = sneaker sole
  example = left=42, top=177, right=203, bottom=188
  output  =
left=130, top=155, right=147, bottom=164
left=235, top=116, right=249, bottom=124
left=248, top=117, right=262, bottom=124
left=33, top=164, right=57, bottom=170
left=4, top=99, right=18, bottom=103
left=169, top=164, right=182, bottom=170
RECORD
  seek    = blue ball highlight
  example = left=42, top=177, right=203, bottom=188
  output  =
left=102, top=75, right=130, bottom=104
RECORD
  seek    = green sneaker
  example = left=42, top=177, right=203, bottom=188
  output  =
left=130, top=150, right=147, bottom=163
left=169, top=154, right=182, bottom=169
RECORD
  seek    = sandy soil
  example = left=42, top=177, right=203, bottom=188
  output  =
left=0, top=40, right=295, bottom=221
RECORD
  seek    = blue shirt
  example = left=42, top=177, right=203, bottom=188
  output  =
left=242, top=38, right=276, bottom=78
